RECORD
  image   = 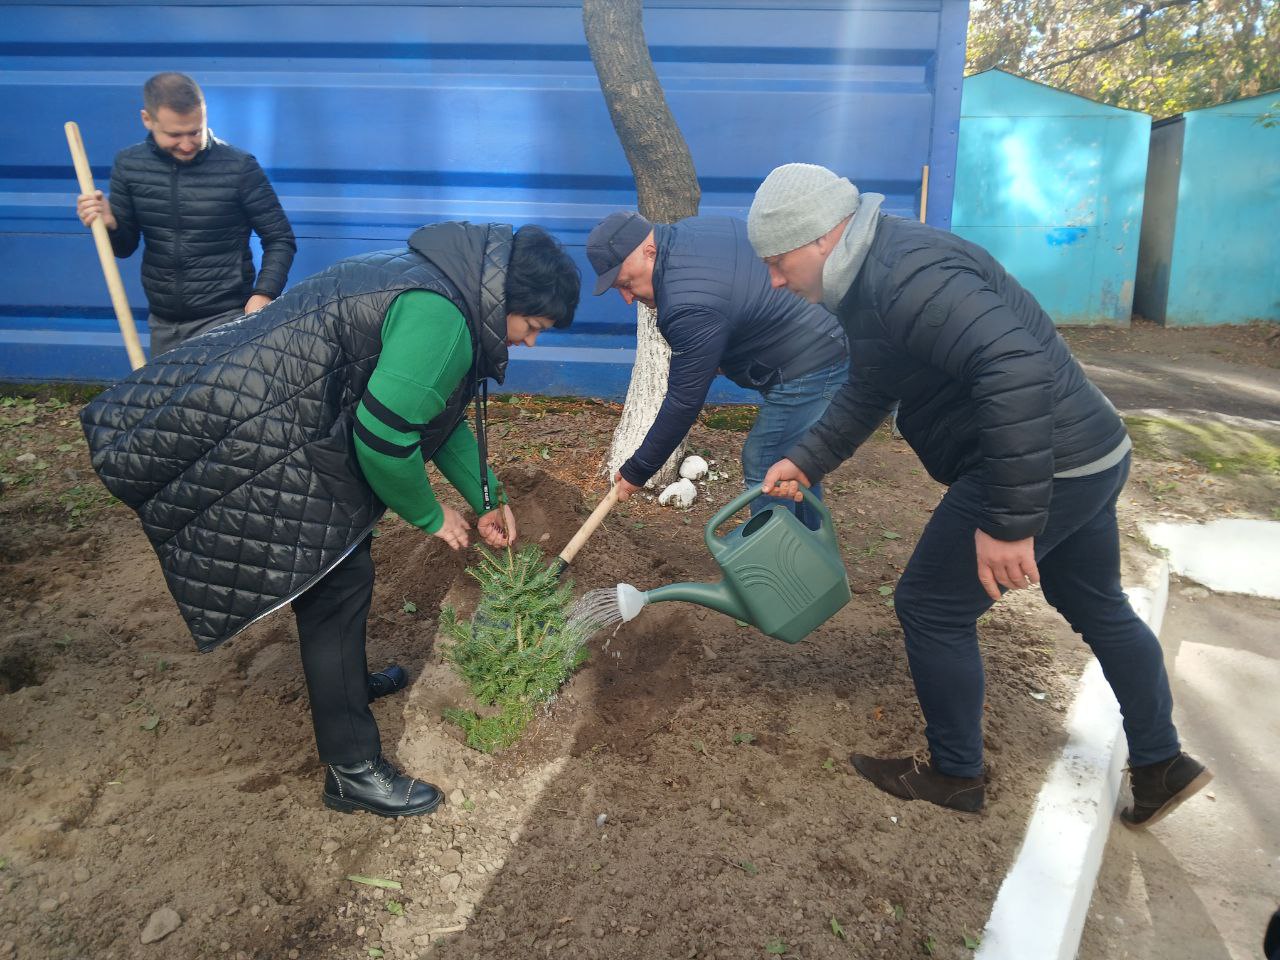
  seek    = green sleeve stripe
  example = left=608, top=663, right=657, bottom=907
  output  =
left=353, top=419, right=420, bottom=459
left=361, top=390, right=428, bottom=434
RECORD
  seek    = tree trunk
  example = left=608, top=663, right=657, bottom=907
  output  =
left=584, top=0, right=701, bottom=488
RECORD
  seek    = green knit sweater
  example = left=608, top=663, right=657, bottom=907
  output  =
left=353, top=290, right=502, bottom=534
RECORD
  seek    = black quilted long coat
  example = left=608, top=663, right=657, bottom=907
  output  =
left=81, top=222, right=512, bottom=651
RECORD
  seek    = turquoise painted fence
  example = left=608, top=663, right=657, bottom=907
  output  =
left=1134, top=91, right=1280, bottom=327
left=951, top=70, right=1150, bottom=326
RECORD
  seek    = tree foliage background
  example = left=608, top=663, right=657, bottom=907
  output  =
left=967, top=0, right=1280, bottom=117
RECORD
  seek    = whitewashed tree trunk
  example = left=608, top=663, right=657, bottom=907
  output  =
left=584, top=0, right=698, bottom=492
left=605, top=302, right=683, bottom=487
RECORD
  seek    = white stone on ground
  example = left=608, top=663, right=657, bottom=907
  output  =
left=679, top=455, right=709, bottom=481
left=658, top=478, right=697, bottom=508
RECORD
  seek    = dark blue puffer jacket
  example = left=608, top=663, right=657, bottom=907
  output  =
left=621, top=217, right=847, bottom=485
left=787, top=214, right=1129, bottom=541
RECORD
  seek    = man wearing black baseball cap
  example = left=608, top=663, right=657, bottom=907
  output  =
left=587, top=210, right=849, bottom=525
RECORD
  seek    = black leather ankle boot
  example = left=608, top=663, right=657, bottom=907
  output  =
left=322, top=755, right=443, bottom=817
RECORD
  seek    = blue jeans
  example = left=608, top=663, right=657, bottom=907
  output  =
left=741, top=358, right=850, bottom=529
left=893, top=454, right=1179, bottom=777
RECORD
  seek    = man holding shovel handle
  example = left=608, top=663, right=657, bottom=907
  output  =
left=72, top=72, right=295, bottom=359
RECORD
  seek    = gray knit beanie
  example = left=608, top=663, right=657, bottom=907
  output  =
left=747, top=163, right=862, bottom=258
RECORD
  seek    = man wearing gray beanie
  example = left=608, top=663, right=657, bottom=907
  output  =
left=748, top=162, right=1210, bottom=827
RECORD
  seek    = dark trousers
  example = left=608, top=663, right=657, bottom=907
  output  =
left=147, top=307, right=244, bottom=357
left=893, top=454, right=1179, bottom=778
left=292, top=536, right=380, bottom=765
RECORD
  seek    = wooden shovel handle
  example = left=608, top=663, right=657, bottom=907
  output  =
left=65, top=121, right=146, bottom=370
left=557, top=485, right=621, bottom=567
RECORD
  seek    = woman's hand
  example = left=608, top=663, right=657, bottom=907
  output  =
left=478, top=504, right=517, bottom=548
left=432, top=505, right=471, bottom=550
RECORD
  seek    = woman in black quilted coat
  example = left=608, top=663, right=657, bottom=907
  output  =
left=82, top=221, right=580, bottom=817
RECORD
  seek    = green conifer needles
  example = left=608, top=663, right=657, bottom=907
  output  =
left=440, top=545, right=592, bottom=752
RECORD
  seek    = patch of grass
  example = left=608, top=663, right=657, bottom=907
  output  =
left=0, top=383, right=104, bottom=406
left=702, top=404, right=759, bottom=432
left=1125, top=415, right=1280, bottom=476
left=56, top=484, right=116, bottom=529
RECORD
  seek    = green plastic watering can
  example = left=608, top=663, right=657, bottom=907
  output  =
left=616, top=483, right=851, bottom=643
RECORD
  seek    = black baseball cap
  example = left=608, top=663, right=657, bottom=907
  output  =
left=587, top=211, right=654, bottom=296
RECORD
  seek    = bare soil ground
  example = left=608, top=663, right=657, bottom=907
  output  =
left=0, top=322, right=1275, bottom=960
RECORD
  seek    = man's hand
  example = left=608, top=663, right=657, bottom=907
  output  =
left=478, top=504, right=517, bottom=549
left=974, top=530, right=1039, bottom=602
left=244, top=294, right=272, bottom=314
left=432, top=505, right=470, bottom=551
left=761, top=458, right=812, bottom=502
left=76, top=190, right=117, bottom=231
left=612, top=472, right=642, bottom=502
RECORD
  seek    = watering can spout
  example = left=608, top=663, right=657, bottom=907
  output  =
left=643, top=580, right=748, bottom=623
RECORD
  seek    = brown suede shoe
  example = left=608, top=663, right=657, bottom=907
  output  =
left=1120, top=751, right=1212, bottom=829
left=850, top=753, right=985, bottom=813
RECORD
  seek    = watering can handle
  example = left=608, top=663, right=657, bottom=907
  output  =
left=704, top=482, right=839, bottom=557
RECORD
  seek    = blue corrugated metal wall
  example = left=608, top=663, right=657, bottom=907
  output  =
left=1135, top=91, right=1280, bottom=327
left=951, top=70, right=1150, bottom=326
left=0, top=0, right=969, bottom=391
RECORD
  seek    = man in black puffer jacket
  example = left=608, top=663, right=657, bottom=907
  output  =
left=76, top=72, right=296, bottom=357
left=750, top=163, right=1211, bottom=826
left=587, top=212, right=848, bottom=526
left=81, top=221, right=580, bottom=818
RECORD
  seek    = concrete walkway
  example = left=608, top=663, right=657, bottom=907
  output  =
left=1078, top=583, right=1280, bottom=960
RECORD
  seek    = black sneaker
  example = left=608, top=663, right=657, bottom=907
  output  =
left=366, top=664, right=408, bottom=702
left=1121, top=751, right=1212, bottom=829
left=323, top=755, right=443, bottom=818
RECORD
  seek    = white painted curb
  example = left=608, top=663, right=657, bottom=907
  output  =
left=976, top=557, right=1170, bottom=960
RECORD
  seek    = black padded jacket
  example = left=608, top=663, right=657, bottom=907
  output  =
left=786, top=214, right=1128, bottom=541
left=107, top=134, right=296, bottom=322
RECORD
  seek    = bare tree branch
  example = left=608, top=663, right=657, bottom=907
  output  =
left=1031, top=0, right=1202, bottom=74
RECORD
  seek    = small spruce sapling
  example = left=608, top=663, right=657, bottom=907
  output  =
left=440, top=545, right=592, bottom=752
